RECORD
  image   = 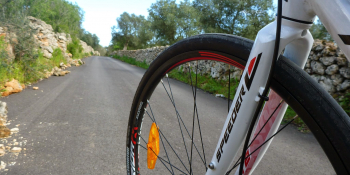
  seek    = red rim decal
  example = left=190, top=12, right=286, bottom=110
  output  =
left=164, top=52, right=245, bottom=74
left=131, top=127, right=138, bottom=145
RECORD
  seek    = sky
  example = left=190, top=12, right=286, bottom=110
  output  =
left=67, top=0, right=158, bottom=47
left=67, top=0, right=278, bottom=47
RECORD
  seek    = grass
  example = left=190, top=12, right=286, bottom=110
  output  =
left=282, top=106, right=309, bottom=132
left=113, top=55, right=309, bottom=130
left=339, top=93, right=350, bottom=114
left=112, top=55, right=149, bottom=69
left=167, top=67, right=240, bottom=100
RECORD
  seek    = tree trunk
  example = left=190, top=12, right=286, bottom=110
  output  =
left=123, top=42, right=128, bottom=50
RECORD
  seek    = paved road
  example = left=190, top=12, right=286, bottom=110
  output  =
left=0, top=56, right=334, bottom=174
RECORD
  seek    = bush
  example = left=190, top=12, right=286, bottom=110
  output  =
left=0, top=35, right=70, bottom=86
left=67, top=37, right=83, bottom=59
left=0, top=14, right=46, bottom=84
left=52, top=48, right=67, bottom=65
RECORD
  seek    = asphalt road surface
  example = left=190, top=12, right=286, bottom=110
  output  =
left=0, top=56, right=335, bottom=174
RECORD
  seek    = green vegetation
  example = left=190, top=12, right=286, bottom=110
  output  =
left=168, top=68, right=240, bottom=100
left=0, top=47, right=68, bottom=86
left=0, top=11, right=46, bottom=85
left=111, top=12, right=153, bottom=50
left=0, top=0, right=82, bottom=36
left=282, top=107, right=308, bottom=132
left=339, top=93, right=350, bottom=114
left=310, top=19, right=332, bottom=41
left=148, top=0, right=201, bottom=45
left=192, top=0, right=274, bottom=39
left=108, top=0, right=332, bottom=55
left=0, top=0, right=100, bottom=86
left=112, top=55, right=149, bottom=69
left=67, top=37, right=84, bottom=59
left=52, top=48, right=67, bottom=65
left=80, top=29, right=106, bottom=54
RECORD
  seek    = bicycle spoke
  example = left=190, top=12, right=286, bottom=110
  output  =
left=139, top=136, right=188, bottom=174
left=247, top=100, right=284, bottom=148
left=146, top=101, right=175, bottom=174
left=138, top=137, right=174, bottom=175
left=225, top=116, right=298, bottom=175
left=225, top=101, right=284, bottom=174
left=162, top=76, right=207, bottom=165
left=138, top=143, right=188, bottom=175
left=188, top=62, right=207, bottom=173
left=189, top=63, right=196, bottom=174
left=161, top=79, right=192, bottom=165
left=145, top=109, right=190, bottom=173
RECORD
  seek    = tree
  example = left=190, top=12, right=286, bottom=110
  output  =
left=80, top=30, right=100, bottom=49
left=110, top=0, right=274, bottom=49
left=135, top=18, right=154, bottom=49
left=148, top=0, right=178, bottom=45
left=148, top=0, right=201, bottom=45
left=310, top=19, right=332, bottom=41
left=26, top=0, right=84, bottom=36
left=112, top=12, right=153, bottom=50
left=110, top=32, right=125, bottom=50
left=176, top=0, right=202, bottom=39
left=193, top=0, right=274, bottom=39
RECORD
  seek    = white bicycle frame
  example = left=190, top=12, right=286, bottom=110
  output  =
left=206, top=0, right=350, bottom=175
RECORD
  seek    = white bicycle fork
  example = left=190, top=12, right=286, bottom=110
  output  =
left=205, top=1, right=316, bottom=174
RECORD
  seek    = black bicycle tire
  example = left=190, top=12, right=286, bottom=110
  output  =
left=126, top=33, right=350, bottom=174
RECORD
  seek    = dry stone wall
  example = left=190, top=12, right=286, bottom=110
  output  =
left=113, top=40, right=350, bottom=98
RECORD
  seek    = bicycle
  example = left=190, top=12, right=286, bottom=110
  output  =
left=126, top=0, right=350, bottom=174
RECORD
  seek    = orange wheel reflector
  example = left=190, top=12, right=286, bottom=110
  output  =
left=147, top=122, right=160, bottom=169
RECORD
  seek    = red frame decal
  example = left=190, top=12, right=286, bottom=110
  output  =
left=247, top=57, right=256, bottom=77
left=244, top=53, right=262, bottom=91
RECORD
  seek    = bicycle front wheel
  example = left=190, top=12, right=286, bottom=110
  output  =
left=126, top=34, right=350, bottom=174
